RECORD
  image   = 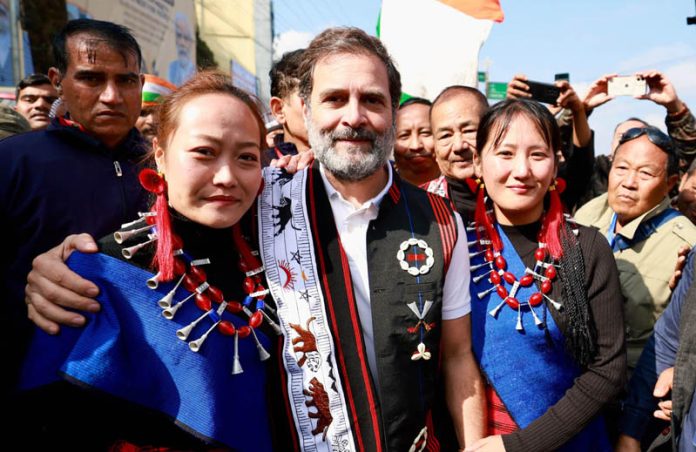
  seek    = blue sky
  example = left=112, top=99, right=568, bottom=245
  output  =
left=272, top=0, right=696, bottom=154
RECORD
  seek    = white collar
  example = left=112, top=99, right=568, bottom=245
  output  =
left=319, top=162, right=393, bottom=210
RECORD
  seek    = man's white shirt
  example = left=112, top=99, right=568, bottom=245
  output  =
left=319, top=163, right=471, bottom=382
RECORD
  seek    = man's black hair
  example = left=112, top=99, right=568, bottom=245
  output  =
left=399, top=97, right=432, bottom=109
left=52, top=19, right=142, bottom=74
left=15, top=73, right=52, bottom=100
left=269, top=48, right=305, bottom=98
left=613, top=116, right=649, bottom=134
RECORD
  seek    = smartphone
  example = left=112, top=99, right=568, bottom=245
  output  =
left=525, top=80, right=561, bottom=105
left=608, top=76, right=647, bottom=97
left=554, top=73, right=570, bottom=82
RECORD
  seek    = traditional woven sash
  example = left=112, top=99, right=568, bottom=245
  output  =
left=420, top=175, right=448, bottom=198
left=21, top=251, right=274, bottom=450
left=468, top=225, right=610, bottom=450
left=259, top=167, right=357, bottom=451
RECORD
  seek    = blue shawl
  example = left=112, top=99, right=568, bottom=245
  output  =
left=21, top=251, right=274, bottom=451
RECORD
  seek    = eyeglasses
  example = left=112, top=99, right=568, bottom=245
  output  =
left=618, top=127, right=675, bottom=155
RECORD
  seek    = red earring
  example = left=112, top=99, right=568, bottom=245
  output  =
left=139, top=168, right=167, bottom=194
left=543, top=177, right=567, bottom=260
left=138, top=169, right=175, bottom=280
left=465, top=177, right=482, bottom=194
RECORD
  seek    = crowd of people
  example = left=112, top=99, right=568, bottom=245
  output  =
left=2, top=17, right=696, bottom=452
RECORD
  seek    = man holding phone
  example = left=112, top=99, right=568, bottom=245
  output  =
left=584, top=70, right=696, bottom=169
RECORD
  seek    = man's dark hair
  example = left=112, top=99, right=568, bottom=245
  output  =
left=431, top=85, right=489, bottom=114
left=399, top=97, right=431, bottom=110
left=298, top=27, right=401, bottom=113
left=52, top=19, right=142, bottom=74
left=270, top=49, right=305, bottom=99
left=613, top=116, right=649, bottom=134
left=15, top=73, right=52, bottom=99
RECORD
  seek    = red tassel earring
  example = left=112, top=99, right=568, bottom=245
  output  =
left=473, top=179, right=502, bottom=253
left=543, top=177, right=567, bottom=260
left=464, top=177, right=480, bottom=195
left=139, top=168, right=175, bottom=281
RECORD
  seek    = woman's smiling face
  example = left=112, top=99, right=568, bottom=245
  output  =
left=475, top=114, right=557, bottom=225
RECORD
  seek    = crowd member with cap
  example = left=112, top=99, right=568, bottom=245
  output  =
left=575, top=126, right=696, bottom=371
left=0, top=103, right=30, bottom=139
left=0, top=18, right=147, bottom=425
left=13, top=73, right=58, bottom=131
left=265, top=48, right=309, bottom=165
left=136, top=74, right=176, bottom=145
left=393, top=97, right=441, bottom=187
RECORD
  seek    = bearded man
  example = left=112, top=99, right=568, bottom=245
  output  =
left=259, top=27, right=484, bottom=451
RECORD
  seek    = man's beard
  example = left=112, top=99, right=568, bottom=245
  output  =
left=307, top=117, right=394, bottom=182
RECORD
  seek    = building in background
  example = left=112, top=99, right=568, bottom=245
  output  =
left=195, top=0, right=273, bottom=105
left=61, top=0, right=272, bottom=104
left=0, top=0, right=35, bottom=88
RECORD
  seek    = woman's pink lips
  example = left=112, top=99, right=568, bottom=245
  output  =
left=507, top=185, right=534, bottom=193
left=206, top=195, right=239, bottom=203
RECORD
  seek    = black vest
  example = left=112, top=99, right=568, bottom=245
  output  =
left=304, top=164, right=458, bottom=451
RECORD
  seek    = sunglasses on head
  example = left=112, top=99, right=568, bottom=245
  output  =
left=618, top=127, right=675, bottom=154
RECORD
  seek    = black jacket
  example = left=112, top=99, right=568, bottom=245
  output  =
left=0, top=117, right=149, bottom=399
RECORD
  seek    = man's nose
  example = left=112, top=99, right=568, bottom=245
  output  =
left=342, top=99, right=367, bottom=128
left=34, top=98, right=51, bottom=111
left=622, top=170, right=639, bottom=189
left=408, top=133, right=422, bottom=151
left=100, top=81, right=123, bottom=104
left=452, top=133, right=472, bottom=153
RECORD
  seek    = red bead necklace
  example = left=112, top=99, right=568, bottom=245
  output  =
left=471, top=218, right=562, bottom=331
left=124, top=217, right=280, bottom=375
